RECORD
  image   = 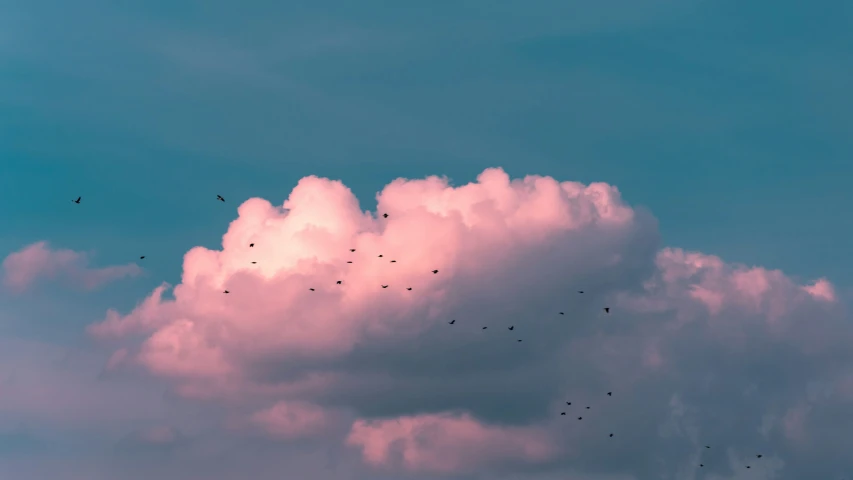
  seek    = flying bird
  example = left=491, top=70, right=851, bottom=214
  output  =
left=578, top=417, right=582, bottom=420
left=251, top=261, right=257, bottom=264
left=559, top=312, right=565, bottom=315
left=578, top=290, right=584, bottom=293
left=216, top=195, right=225, bottom=202
left=432, top=269, right=439, bottom=274
left=249, top=243, right=254, bottom=247
left=381, top=285, right=388, bottom=288
left=603, top=307, right=610, bottom=313
left=561, top=412, right=566, bottom=416
left=699, top=464, right=703, bottom=468
left=223, top=290, right=229, bottom=294
left=607, top=392, right=612, bottom=396
left=609, top=433, right=613, bottom=437
left=517, top=339, right=522, bottom=342
left=449, top=320, right=455, bottom=325
left=566, top=402, right=571, bottom=405
left=336, top=281, right=342, bottom=285
left=482, top=327, right=487, bottom=330
left=508, top=326, right=514, bottom=330
left=705, top=446, right=711, bottom=449
left=390, top=260, right=396, bottom=263
left=586, top=406, right=590, bottom=409
left=309, top=288, right=315, bottom=291
left=139, top=256, right=145, bottom=259
left=347, top=261, right=353, bottom=263
left=350, top=248, right=355, bottom=252
left=382, top=213, right=388, bottom=218
left=406, top=287, right=412, bottom=291
left=756, top=455, right=762, bottom=459
left=378, top=254, right=383, bottom=258
left=72, top=196, right=81, bottom=204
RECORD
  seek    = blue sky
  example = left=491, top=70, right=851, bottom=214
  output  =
left=0, top=1, right=852, bottom=478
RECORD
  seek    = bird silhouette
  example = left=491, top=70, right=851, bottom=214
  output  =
left=378, top=254, right=383, bottom=258
left=432, top=269, right=439, bottom=274
left=561, top=412, right=566, bottom=415
left=508, top=326, right=514, bottom=330
left=382, top=213, right=388, bottom=218
left=482, top=327, right=487, bottom=330
left=139, top=256, right=145, bottom=259
left=603, top=307, right=610, bottom=313
left=406, top=287, right=412, bottom=291
left=578, top=290, right=584, bottom=293
left=756, top=455, right=762, bottom=459
left=336, top=281, right=342, bottom=285
left=609, top=433, right=613, bottom=437
left=390, top=260, right=396, bottom=263
left=607, top=392, right=612, bottom=396
left=705, top=446, right=710, bottom=449
left=72, top=196, right=81, bottom=204
left=586, top=406, right=590, bottom=409
left=223, top=290, right=229, bottom=294
left=309, top=288, right=315, bottom=291
left=381, top=285, right=388, bottom=288
left=699, top=464, right=704, bottom=468
left=578, top=417, right=582, bottom=420
left=350, top=248, right=355, bottom=252
left=566, top=402, right=571, bottom=405
left=517, top=339, right=522, bottom=342
left=251, top=261, right=257, bottom=264
left=347, top=261, right=353, bottom=263
left=449, top=320, right=456, bottom=325
left=216, top=195, right=224, bottom=202
left=249, top=243, right=254, bottom=247
left=559, top=312, right=565, bottom=315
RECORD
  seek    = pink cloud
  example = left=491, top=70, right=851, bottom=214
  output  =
left=2, top=241, right=141, bottom=292
left=346, top=412, right=558, bottom=474
left=80, top=168, right=850, bottom=478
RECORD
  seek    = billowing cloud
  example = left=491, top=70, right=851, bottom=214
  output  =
left=87, top=168, right=852, bottom=479
left=1, top=241, right=142, bottom=292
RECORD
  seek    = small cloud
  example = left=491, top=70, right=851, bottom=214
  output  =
left=1, top=241, right=141, bottom=292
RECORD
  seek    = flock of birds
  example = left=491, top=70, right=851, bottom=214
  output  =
left=72, top=193, right=767, bottom=471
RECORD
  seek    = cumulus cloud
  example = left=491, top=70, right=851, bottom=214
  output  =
left=87, top=168, right=852, bottom=479
left=1, top=241, right=142, bottom=292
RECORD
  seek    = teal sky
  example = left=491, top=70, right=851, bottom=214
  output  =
left=0, top=1, right=851, bottom=478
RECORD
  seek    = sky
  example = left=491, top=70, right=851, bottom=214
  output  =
left=0, top=0, right=851, bottom=479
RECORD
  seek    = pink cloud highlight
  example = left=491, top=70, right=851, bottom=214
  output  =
left=2, top=241, right=141, bottom=292
left=346, top=412, right=558, bottom=474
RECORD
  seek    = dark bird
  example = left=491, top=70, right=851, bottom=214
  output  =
left=561, top=412, right=566, bottom=416
left=350, top=248, right=355, bottom=252
left=609, top=433, right=613, bottom=437
left=432, top=269, right=439, bottom=274
left=517, top=339, right=522, bottom=342
left=382, top=213, right=388, bottom=218
left=378, top=254, right=383, bottom=258
left=746, top=466, right=751, bottom=469
left=482, top=327, right=487, bottom=330
left=559, top=312, right=565, bottom=315
left=139, top=256, right=145, bottom=259
left=578, top=290, right=584, bottom=294
left=251, top=261, right=257, bottom=264
left=309, top=288, right=315, bottom=291
left=699, top=464, right=703, bottom=468
left=216, top=195, right=225, bottom=202
left=390, top=260, right=396, bottom=263
left=578, top=417, right=582, bottom=420
left=607, top=392, right=612, bottom=396
left=347, top=261, right=353, bottom=263
left=603, top=307, right=610, bottom=313
left=72, top=196, right=81, bottom=204
left=756, top=455, right=762, bottom=459
left=566, top=402, right=571, bottom=406
left=449, top=320, right=455, bottom=325
left=336, top=281, right=342, bottom=285
left=249, top=243, right=254, bottom=247
left=508, top=326, right=514, bottom=330
left=381, top=285, right=389, bottom=288
left=406, top=287, right=412, bottom=291
left=705, top=446, right=710, bottom=449
left=586, top=406, right=590, bottom=409
left=223, top=290, right=229, bottom=294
